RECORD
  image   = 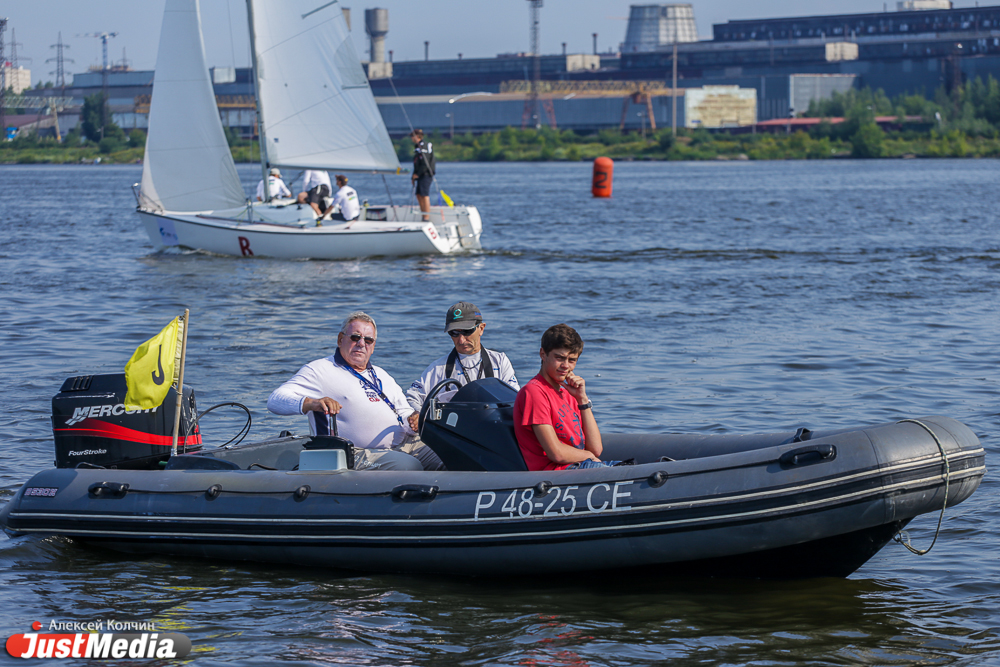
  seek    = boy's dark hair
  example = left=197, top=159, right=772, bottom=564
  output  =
left=411, top=128, right=424, bottom=139
left=540, top=324, right=584, bottom=355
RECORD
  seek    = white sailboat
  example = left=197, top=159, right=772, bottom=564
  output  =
left=135, top=0, right=482, bottom=260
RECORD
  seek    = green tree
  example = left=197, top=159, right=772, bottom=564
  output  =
left=128, top=129, right=147, bottom=148
left=656, top=128, right=675, bottom=151
left=63, top=126, right=82, bottom=145
left=477, top=133, right=503, bottom=161
left=80, top=92, right=122, bottom=143
left=99, top=136, right=123, bottom=154
left=851, top=122, right=885, bottom=158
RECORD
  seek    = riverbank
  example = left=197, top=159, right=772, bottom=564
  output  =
left=3, top=129, right=998, bottom=164
left=395, top=127, right=1000, bottom=162
left=0, top=141, right=262, bottom=165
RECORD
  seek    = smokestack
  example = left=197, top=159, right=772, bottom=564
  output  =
left=365, top=8, right=389, bottom=63
left=592, top=33, right=598, bottom=55
left=424, top=40, right=429, bottom=61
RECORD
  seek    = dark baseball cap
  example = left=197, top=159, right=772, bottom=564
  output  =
left=445, top=301, right=483, bottom=332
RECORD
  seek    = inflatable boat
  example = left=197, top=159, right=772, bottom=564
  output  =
left=0, top=375, right=985, bottom=578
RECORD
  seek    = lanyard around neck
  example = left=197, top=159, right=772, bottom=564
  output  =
left=335, top=350, right=404, bottom=428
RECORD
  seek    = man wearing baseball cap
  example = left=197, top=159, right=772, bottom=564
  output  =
left=404, top=301, right=520, bottom=469
left=256, top=167, right=292, bottom=202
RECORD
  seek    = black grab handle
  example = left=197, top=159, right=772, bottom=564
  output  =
left=392, top=484, right=439, bottom=502
left=779, top=444, right=836, bottom=468
left=88, top=482, right=129, bottom=499
left=313, top=411, right=339, bottom=437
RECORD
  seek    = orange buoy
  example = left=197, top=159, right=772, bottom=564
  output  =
left=592, top=157, right=613, bottom=198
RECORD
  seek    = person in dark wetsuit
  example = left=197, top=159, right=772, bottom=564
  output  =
left=410, top=128, right=435, bottom=222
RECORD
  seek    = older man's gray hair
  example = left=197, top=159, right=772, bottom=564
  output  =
left=341, top=311, right=377, bottom=336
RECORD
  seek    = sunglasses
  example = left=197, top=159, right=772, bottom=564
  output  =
left=448, top=326, right=479, bottom=338
left=345, top=333, right=376, bottom=346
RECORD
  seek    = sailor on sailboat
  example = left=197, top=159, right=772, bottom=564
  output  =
left=135, top=0, right=482, bottom=260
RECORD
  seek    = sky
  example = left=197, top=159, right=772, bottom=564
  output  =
left=1, top=0, right=988, bottom=86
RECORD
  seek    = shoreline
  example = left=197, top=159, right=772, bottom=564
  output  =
left=3, top=130, right=998, bottom=165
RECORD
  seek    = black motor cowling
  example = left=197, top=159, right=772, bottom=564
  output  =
left=419, top=378, right=527, bottom=472
left=51, top=374, right=200, bottom=469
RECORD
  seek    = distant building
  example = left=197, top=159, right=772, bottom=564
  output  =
left=21, top=2, right=1000, bottom=137
left=3, top=64, right=32, bottom=94
left=685, top=86, right=756, bottom=128
left=898, top=1, right=953, bottom=10
left=623, top=4, right=698, bottom=53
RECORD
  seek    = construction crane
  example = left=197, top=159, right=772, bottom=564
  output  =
left=502, top=79, right=676, bottom=132
left=78, top=31, right=119, bottom=139
left=79, top=31, right=118, bottom=73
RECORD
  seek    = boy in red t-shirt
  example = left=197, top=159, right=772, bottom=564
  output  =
left=513, top=324, right=607, bottom=471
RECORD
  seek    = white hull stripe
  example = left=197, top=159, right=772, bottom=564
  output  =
left=15, top=448, right=983, bottom=526
left=11, top=465, right=984, bottom=542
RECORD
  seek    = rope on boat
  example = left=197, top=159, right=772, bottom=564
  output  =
left=183, top=402, right=253, bottom=450
left=387, top=75, right=448, bottom=204
left=893, top=418, right=951, bottom=556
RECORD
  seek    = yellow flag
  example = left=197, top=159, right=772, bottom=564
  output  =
left=124, top=316, right=184, bottom=410
left=439, top=190, right=455, bottom=208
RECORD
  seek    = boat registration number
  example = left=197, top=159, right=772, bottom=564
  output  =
left=474, top=482, right=633, bottom=520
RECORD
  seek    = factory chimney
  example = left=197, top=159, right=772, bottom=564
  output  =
left=365, top=8, right=389, bottom=63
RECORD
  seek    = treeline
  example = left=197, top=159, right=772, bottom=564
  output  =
left=804, top=76, right=1000, bottom=137
left=6, top=81, right=1000, bottom=164
left=390, top=77, right=1000, bottom=162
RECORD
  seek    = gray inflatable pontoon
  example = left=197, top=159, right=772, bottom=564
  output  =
left=0, top=378, right=985, bottom=578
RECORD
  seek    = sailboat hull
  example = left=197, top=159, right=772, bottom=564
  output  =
left=137, top=203, right=482, bottom=260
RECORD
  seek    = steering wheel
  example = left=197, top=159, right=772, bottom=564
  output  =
left=417, top=378, right=463, bottom=434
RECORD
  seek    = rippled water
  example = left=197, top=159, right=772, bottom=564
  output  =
left=1, top=160, right=998, bottom=665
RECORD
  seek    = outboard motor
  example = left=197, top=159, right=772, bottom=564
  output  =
left=419, top=378, right=527, bottom=472
left=51, top=374, right=200, bottom=469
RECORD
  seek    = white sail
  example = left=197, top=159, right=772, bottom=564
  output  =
left=249, top=0, right=401, bottom=173
left=140, top=0, right=246, bottom=212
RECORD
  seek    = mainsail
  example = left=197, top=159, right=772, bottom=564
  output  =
left=249, top=0, right=401, bottom=172
left=140, top=0, right=246, bottom=212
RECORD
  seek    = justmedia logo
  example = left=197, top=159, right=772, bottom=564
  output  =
left=6, top=620, right=192, bottom=660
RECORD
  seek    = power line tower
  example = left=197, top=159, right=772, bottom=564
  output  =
left=521, top=0, right=556, bottom=130
left=47, top=32, right=73, bottom=94
left=78, top=31, right=118, bottom=139
left=9, top=27, right=31, bottom=69
left=0, top=17, right=7, bottom=139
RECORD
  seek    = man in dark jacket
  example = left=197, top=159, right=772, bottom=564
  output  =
left=410, top=128, right=435, bottom=222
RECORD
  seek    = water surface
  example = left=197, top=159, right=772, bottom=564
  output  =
left=0, top=159, right=997, bottom=665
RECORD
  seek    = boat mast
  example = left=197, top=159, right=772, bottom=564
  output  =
left=245, top=0, right=270, bottom=200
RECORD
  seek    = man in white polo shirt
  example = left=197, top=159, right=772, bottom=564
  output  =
left=267, top=311, right=423, bottom=471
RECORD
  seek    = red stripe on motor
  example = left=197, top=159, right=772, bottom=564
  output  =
left=54, top=419, right=202, bottom=447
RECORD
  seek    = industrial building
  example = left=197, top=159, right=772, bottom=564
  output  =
left=8, top=2, right=1000, bottom=139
